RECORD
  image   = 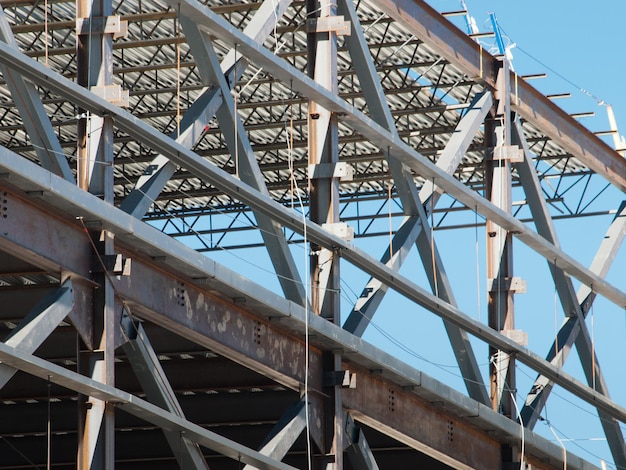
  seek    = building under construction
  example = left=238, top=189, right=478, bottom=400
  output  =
left=0, top=0, right=624, bottom=468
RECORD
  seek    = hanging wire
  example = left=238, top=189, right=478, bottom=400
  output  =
left=546, top=419, right=567, bottom=470
left=280, top=61, right=312, bottom=470
left=430, top=177, right=438, bottom=298
left=508, top=389, right=525, bottom=470
left=176, top=4, right=182, bottom=140
left=44, top=0, right=49, bottom=67
left=386, top=148, right=393, bottom=263
left=233, top=44, right=239, bottom=179
left=474, top=205, right=481, bottom=321
left=517, top=365, right=618, bottom=467
left=553, top=258, right=559, bottom=364
left=47, top=376, right=51, bottom=470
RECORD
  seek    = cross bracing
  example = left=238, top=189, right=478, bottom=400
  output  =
left=0, top=0, right=623, bottom=468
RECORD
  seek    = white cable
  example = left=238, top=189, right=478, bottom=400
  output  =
left=508, top=390, right=525, bottom=470
left=547, top=421, right=567, bottom=470
left=475, top=206, right=481, bottom=322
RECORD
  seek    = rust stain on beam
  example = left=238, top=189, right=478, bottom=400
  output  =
left=112, top=253, right=324, bottom=394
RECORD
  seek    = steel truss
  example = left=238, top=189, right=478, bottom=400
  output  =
left=0, top=0, right=623, bottom=469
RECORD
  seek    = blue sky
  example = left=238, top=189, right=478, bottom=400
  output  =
left=431, top=0, right=626, bottom=141
left=420, top=2, right=626, bottom=466
left=202, top=2, right=626, bottom=467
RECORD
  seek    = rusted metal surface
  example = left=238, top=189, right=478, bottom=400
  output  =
left=112, top=254, right=324, bottom=394
left=0, top=178, right=596, bottom=469
left=342, top=365, right=502, bottom=470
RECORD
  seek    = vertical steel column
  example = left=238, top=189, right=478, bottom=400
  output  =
left=485, top=61, right=516, bottom=417
left=307, top=0, right=343, bottom=467
left=76, top=0, right=116, bottom=467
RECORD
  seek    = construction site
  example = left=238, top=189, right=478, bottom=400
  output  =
left=0, top=0, right=624, bottom=468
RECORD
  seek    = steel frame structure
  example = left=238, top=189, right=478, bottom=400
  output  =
left=0, top=0, right=623, bottom=468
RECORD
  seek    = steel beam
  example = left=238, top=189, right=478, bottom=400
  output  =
left=0, top=341, right=298, bottom=470
left=370, top=0, right=626, bottom=192
left=338, top=0, right=490, bottom=407
left=242, top=399, right=306, bottom=469
left=120, top=314, right=210, bottom=469
left=0, top=131, right=625, bottom=429
left=180, top=14, right=306, bottom=307
left=342, top=89, right=491, bottom=404
left=0, top=5, right=73, bottom=182
left=345, top=414, right=380, bottom=470
left=513, top=120, right=626, bottom=467
left=0, top=279, right=73, bottom=389
left=10, top=34, right=626, bottom=316
left=344, top=91, right=492, bottom=335
left=119, top=0, right=293, bottom=218
left=343, top=363, right=501, bottom=470
left=0, top=169, right=607, bottom=469
left=139, top=0, right=626, bottom=309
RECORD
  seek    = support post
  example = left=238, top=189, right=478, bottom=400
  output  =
left=485, top=60, right=519, bottom=465
left=345, top=415, right=380, bottom=470
left=120, top=313, right=210, bottom=469
left=76, top=0, right=117, bottom=465
left=242, top=399, right=307, bottom=468
left=0, top=281, right=74, bottom=389
left=307, top=0, right=343, bottom=466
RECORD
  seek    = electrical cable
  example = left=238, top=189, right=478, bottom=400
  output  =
left=176, top=4, right=182, bottom=140
left=44, top=0, right=49, bottom=67
left=386, top=148, right=393, bottom=262
left=546, top=419, right=567, bottom=470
